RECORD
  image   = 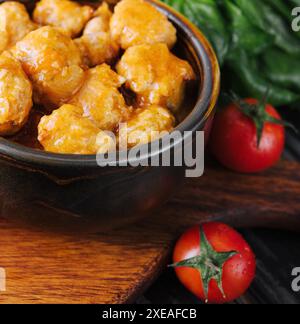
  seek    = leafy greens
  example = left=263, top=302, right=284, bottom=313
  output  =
left=162, top=0, right=300, bottom=106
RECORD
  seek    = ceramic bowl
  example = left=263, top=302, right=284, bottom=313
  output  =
left=0, top=0, right=220, bottom=233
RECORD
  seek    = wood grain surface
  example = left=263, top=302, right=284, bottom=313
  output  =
left=0, top=160, right=299, bottom=304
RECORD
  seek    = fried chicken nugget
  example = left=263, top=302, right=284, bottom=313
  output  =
left=75, top=3, right=119, bottom=67
left=0, top=51, right=33, bottom=136
left=0, top=1, right=37, bottom=53
left=13, top=26, right=85, bottom=109
left=70, top=64, right=131, bottom=131
left=117, top=43, right=195, bottom=112
left=38, top=104, right=115, bottom=154
left=33, top=0, right=93, bottom=38
left=118, top=105, right=175, bottom=148
left=93, top=2, right=113, bottom=32
left=110, top=0, right=177, bottom=50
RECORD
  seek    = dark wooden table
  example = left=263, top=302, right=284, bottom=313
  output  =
left=142, top=109, right=300, bottom=305
left=0, top=160, right=298, bottom=304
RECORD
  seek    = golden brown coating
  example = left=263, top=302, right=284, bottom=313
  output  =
left=0, top=16, right=8, bottom=54
left=70, top=64, right=131, bottom=131
left=118, top=105, right=175, bottom=148
left=38, top=104, right=115, bottom=154
left=75, top=3, right=119, bottom=67
left=117, top=43, right=195, bottom=111
left=0, top=2, right=37, bottom=53
left=12, top=26, right=85, bottom=109
left=0, top=51, right=33, bottom=136
left=33, top=0, right=93, bottom=38
left=110, top=0, right=177, bottom=50
left=93, top=2, right=113, bottom=32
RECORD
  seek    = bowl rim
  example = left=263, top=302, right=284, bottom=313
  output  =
left=0, top=0, right=220, bottom=168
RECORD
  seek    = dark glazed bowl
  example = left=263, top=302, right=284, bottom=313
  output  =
left=0, top=0, right=220, bottom=233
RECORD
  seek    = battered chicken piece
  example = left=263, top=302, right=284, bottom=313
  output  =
left=110, top=0, right=177, bottom=49
left=75, top=3, right=119, bottom=66
left=0, top=16, right=8, bottom=54
left=117, top=43, right=195, bottom=111
left=0, top=2, right=37, bottom=53
left=0, top=51, right=33, bottom=136
left=118, top=105, right=175, bottom=148
left=70, top=64, right=131, bottom=131
left=13, top=26, right=85, bottom=109
left=93, top=2, right=113, bottom=32
left=33, top=0, right=93, bottom=38
left=38, top=104, right=115, bottom=154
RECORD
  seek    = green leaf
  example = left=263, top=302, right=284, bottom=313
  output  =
left=224, top=0, right=274, bottom=55
left=263, top=4, right=300, bottom=55
left=288, top=0, right=300, bottom=7
left=163, top=0, right=300, bottom=106
left=262, top=49, right=300, bottom=92
left=233, top=0, right=300, bottom=55
left=264, top=0, right=293, bottom=20
left=162, top=0, right=229, bottom=65
left=227, top=50, right=300, bottom=106
left=231, top=0, right=268, bottom=31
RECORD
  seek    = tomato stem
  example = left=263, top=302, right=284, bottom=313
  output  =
left=169, top=226, right=238, bottom=302
left=229, top=91, right=297, bottom=147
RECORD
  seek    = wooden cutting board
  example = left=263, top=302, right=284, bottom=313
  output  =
left=0, top=160, right=299, bottom=304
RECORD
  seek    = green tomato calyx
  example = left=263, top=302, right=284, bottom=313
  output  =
left=170, top=226, right=238, bottom=303
left=230, top=91, right=297, bottom=147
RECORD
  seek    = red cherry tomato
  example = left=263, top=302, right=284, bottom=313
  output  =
left=209, top=98, right=285, bottom=173
left=172, top=223, right=256, bottom=304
